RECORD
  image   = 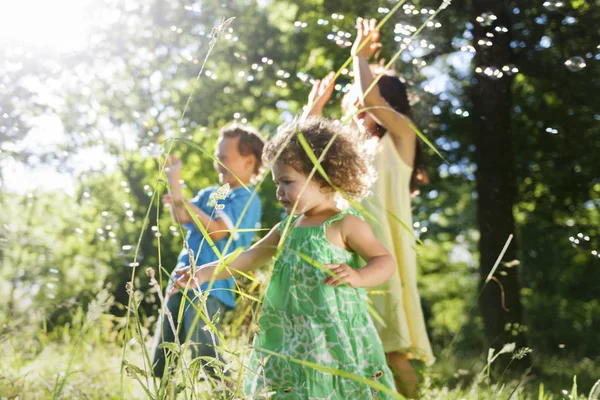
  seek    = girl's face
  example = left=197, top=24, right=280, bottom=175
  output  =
left=271, top=162, right=332, bottom=215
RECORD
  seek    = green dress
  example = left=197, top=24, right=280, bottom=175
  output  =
left=244, top=209, right=397, bottom=399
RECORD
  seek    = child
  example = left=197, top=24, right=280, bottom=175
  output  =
left=172, top=118, right=398, bottom=398
left=151, top=124, right=265, bottom=379
left=351, top=17, right=434, bottom=397
left=302, top=18, right=434, bottom=398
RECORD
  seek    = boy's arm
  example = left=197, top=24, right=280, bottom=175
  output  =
left=164, top=155, right=185, bottom=197
left=163, top=155, right=187, bottom=222
left=168, top=197, right=229, bottom=241
left=162, top=155, right=229, bottom=240
left=170, top=224, right=281, bottom=293
left=163, top=155, right=190, bottom=223
left=324, top=215, right=395, bottom=288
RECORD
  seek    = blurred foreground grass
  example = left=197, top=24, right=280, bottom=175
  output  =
left=1, top=301, right=598, bottom=400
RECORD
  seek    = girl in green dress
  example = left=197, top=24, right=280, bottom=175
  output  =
left=172, top=117, right=398, bottom=398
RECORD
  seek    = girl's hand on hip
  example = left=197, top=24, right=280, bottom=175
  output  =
left=323, top=263, right=363, bottom=288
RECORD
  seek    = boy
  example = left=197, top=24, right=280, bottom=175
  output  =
left=152, top=124, right=264, bottom=379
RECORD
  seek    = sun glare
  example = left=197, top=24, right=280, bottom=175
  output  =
left=0, top=0, right=93, bottom=53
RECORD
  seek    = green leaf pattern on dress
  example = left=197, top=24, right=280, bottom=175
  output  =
left=244, top=209, right=396, bottom=399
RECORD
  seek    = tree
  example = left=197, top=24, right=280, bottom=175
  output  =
left=469, top=0, right=526, bottom=354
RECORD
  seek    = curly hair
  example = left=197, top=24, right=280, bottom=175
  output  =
left=219, top=123, right=265, bottom=176
left=262, top=117, right=375, bottom=200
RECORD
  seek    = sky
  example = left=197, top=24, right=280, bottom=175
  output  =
left=0, top=0, right=99, bottom=195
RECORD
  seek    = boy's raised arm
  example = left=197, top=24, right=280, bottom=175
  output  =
left=162, top=155, right=229, bottom=240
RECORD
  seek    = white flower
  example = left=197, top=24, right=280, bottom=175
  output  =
left=207, top=192, right=218, bottom=207
left=440, top=0, right=451, bottom=10
left=208, top=183, right=230, bottom=209
left=216, top=183, right=231, bottom=200
left=498, top=342, right=516, bottom=355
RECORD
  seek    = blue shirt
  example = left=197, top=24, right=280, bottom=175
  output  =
left=171, top=185, right=262, bottom=309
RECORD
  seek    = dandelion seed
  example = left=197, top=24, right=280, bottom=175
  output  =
left=543, top=0, right=564, bottom=11
left=476, top=12, right=498, bottom=27
left=504, top=259, right=520, bottom=268
left=565, top=56, right=586, bottom=72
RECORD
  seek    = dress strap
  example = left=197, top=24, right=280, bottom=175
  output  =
left=323, top=208, right=363, bottom=227
left=278, top=214, right=299, bottom=233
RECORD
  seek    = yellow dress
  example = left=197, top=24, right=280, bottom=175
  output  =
left=363, top=134, right=435, bottom=364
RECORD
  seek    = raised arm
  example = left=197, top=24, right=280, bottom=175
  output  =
left=162, top=155, right=230, bottom=241
left=300, top=72, right=336, bottom=120
left=351, top=18, right=416, bottom=144
left=162, top=155, right=187, bottom=222
left=170, top=224, right=281, bottom=293
left=324, top=215, right=395, bottom=288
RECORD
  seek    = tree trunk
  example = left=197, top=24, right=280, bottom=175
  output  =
left=470, top=0, right=527, bottom=362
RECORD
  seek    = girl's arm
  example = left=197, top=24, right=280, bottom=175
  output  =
left=170, top=224, right=281, bottom=293
left=352, top=19, right=416, bottom=146
left=300, top=72, right=336, bottom=120
left=324, top=215, right=395, bottom=288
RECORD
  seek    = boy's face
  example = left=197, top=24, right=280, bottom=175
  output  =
left=214, top=136, right=255, bottom=187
